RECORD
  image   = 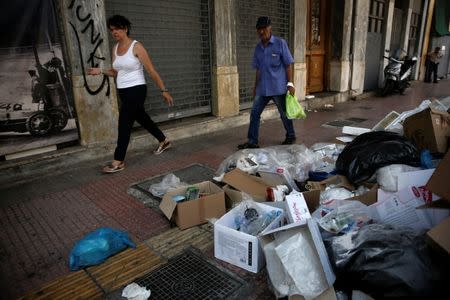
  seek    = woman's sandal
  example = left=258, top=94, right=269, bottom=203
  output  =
left=153, top=140, right=171, bottom=155
left=102, top=163, right=125, bottom=174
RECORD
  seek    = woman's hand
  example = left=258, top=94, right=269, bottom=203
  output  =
left=87, top=67, right=101, bottom=75
left=162, top=91, right=174, bottom=106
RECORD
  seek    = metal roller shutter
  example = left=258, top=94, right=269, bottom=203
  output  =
left=236, top=0, right=291, bottom=109
left=105, top=0, right=212, bottom=122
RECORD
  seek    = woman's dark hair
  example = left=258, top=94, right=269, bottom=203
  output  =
left=107, top=15, right=131, bottom=36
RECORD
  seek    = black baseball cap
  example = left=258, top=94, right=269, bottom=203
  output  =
left=256, top=16, right=271, bottom=29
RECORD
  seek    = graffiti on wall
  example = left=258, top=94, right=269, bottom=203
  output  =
left=67, top=0, right=110, bottom=96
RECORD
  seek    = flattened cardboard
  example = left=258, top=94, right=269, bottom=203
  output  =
left=223, top=168, right=271, bottom=201
left=426, top=151, right=450, bottom=202
left=427, top=216, right=450, bottom=255
left=403, top=108, right=449, bottom=154
left=222, top=184, right=265, bottom=208
left=160, top=181, right=225, bottom=230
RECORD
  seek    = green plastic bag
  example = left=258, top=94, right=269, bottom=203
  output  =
left=286, top=93, right=306, bottom=119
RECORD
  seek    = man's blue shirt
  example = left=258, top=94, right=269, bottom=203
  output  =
left=252, top=35, right=294, bottom=97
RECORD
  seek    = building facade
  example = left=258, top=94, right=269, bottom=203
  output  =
left=0, top=0, right=442, bottom=161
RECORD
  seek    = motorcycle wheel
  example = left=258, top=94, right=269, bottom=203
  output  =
left=48, top=108, right=68, bottom=133
left=26, top=112, right=52, bottom=136
left=381, top=79, right=394, bottom=97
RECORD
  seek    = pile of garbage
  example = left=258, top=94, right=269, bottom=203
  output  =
left=73, top=97, right=449, bottom=300
left=209, top=97, right=450, bottom=299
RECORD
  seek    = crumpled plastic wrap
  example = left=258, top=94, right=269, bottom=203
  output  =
left=264, top=226, right=329, bottom=299
left=319, top=187, right=353, bottom=205
left=215, top=144, right=328, bottom=184
left=324, top=224, right=444, bottom=298
left=148, top=173, right=187, bottom=197
left=122, top=283, right=151, bottom=300
left=317, top=200, right=371, bottom=234
left=376, top=164, right=421, bottom=192
left=233, top=200, right=281, bottom=236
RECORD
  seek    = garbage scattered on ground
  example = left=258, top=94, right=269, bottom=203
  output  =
left=149, top=97, right=450, bottom=298
left=69, top=227, right=136, bottom=271
left=122, top=282, right=151, bottom=300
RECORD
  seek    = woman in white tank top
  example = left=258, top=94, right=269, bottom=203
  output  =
left=88, top=15, right=173, bottom=173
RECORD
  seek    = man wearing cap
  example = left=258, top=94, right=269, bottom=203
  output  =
left=238, top=16, right=296, bottom=149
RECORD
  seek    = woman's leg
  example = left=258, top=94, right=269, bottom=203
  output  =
left=113, top=86, right=141, bottom=161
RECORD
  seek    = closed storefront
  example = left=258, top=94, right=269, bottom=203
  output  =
left=105, top=0, right=212, bottom=122
left=236, top=0, right=291, bottom=109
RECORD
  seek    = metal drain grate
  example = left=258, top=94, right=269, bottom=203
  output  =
left=128, top=163, right=216, bottom=208
left=322, top=117, right=367, bottom=128
left=322, top=119, right=355, bottom=128
left=346, top=117, right=367, bottom=123
left=135, top=248, right=246, bottom=299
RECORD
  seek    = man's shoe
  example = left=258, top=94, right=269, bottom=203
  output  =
left=237, top=142, right=260, bottom=149
left=281, top=137, right=296, bottom=145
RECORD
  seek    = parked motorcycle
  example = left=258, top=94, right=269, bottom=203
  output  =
left=0, top=44, right=71, bottom=136
left=381, top=51, right=417, bottom=96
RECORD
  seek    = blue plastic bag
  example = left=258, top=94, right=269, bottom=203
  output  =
left=69, top=227, right=136, bottom=271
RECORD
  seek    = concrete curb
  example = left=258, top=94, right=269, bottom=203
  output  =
left=0, top=106, right=280, bottom=187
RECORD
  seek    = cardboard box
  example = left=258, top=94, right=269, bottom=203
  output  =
left=403, top=107, right=449, bottom=154
left=214, top=201, right=284, bottom=273
left=427, top=216, right=450, bottom=256
left=160, top=181, right=225, bottom=230
left=285, top=192, right=311, bottom=223
left=222, top=168, right=272, bottom=202
left=306, top=175, right=355, bottom=192
left=260, top=219, right=336, bottom=298
left=305, top=175, right=377, bottom=208
left=426, top=150, right=450, bottom=202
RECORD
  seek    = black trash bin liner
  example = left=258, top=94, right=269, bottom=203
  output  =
left=324, top=224, right=448, bottom=298
left=335, top=131, right=420, bottom=184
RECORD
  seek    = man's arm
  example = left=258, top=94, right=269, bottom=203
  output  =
left=253, top=70, right=260, bottom=97
left=286, top=64, right=295, bottom=95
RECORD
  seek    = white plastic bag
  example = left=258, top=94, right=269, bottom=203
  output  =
left=319, top=187, right=353, bottom=205
left=148, top=173, right=187, bottom=197
left=274, top=228, right=329, bottom=299
left=122, top=283, right=150, bottom=300
left=376, top=164, right=421, bottom=192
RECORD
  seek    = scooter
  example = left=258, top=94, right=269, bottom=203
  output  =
left=381, top=50, right=417, bottom=96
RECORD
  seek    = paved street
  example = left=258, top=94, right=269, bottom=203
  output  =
left=1, top=80, right=449, bottom=299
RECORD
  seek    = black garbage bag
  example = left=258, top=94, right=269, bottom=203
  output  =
left=335, top=131, right=420, bottom=184
left=324, top=224, right=448, bottom=298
